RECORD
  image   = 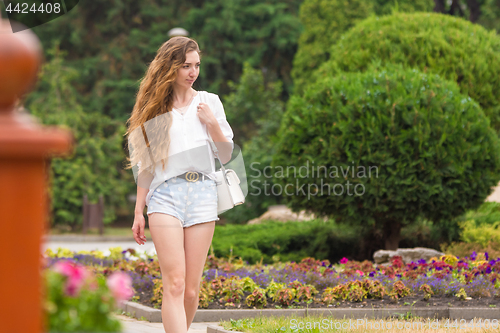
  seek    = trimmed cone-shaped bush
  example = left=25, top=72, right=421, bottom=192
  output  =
left=311, top=12, right=500, bottom=131
left=272, top=66, right=500, bottom=250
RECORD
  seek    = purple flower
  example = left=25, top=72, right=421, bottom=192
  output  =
left=369, top=272, right=375, bottom=277
left=471, top=251, right=477, bottom=261
left=486, top=267, right=492, bottom=274
left=485, top=252, right=489, bottom=260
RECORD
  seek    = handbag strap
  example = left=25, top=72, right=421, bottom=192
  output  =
left=199, top=91, right=230, bottom=183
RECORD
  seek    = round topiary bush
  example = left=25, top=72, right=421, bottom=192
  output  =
left=312, top=12, right=500, bottom=131
left=272, top=66, right=500, bottom=250
left=292, top=0, right=434, bottom=95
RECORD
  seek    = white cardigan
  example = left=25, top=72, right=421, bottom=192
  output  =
left=134, top=91, right=234, bottom=207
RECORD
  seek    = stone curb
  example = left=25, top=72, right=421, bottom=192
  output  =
left=118, top=301, right=500, bottom=323
left=44, top=235, right=134, bottom=242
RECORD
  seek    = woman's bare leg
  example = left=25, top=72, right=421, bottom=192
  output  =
left=183, top=221, right=216, bottom=329
left=148, top=213, right=187, bottom=333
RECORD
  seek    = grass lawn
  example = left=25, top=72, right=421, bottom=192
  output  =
left=220, top=314, right=500, bottom=333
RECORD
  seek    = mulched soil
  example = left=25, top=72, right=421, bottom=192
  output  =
left=133, top=289, right=500, bottom=310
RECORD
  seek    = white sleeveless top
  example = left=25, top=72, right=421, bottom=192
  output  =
left=134, top=91, right=234, bottom=207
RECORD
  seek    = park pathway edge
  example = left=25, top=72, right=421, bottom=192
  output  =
left=118, top=301, right=500, bottom=323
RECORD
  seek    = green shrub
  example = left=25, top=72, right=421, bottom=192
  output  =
left=441, top=241, right=500, bottom=259
left=292, top=0, right=373, bottom=93
left=292, top=0, right=433, bottom=94
left=272, top=66, right=500, bottom=250
left=455, top=201, right=500, bottom=226
left=478, top=0, right=500, bottom=33
left=212, top=220, right=363, bottom=264
left=459, top=219, right=500, bottom=247
left=374, top=0, right=433, bottom=15
left=221, top=62, right=285, bottom=224
left=313, top=12, right=500, bottom=131
left=212, top=217, right=454, bottom=263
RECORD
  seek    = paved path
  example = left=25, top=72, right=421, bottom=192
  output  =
left=116, top=314, right=218, bottom=333
left=42, top=240, right=157, bottom=256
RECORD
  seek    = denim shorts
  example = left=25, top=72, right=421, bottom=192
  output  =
left=147, top=175, right=219, bottom=228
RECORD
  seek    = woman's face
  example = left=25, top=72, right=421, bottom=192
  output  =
left=176, top=50, right=200, bottom=89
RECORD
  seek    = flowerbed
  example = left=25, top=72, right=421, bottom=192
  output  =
left=42, top=248, right=135, bottom=332
left=43, top=248, right=500, bottom=312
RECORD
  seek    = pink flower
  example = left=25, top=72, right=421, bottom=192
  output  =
left=52, top=260, right=89, bottom=297
left=356, top=270, right=364, bottom=275
left=106, top=271, right=134, bottom=303
left=340, top=257, right=349, bottom=264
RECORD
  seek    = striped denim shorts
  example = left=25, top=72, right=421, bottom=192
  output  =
left=147, top=175, right=219, bottom=228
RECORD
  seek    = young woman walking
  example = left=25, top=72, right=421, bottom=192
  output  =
left=124, top=36, right=234, bottom=333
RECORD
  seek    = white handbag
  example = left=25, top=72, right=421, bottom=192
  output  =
left=200, top=91, right=245, bottom=214
left=207, top=134, right=245, bottom=214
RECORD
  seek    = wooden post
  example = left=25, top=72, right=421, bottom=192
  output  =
left=83, top=194, right=89, bottom=234
left=0, top=18, right=73, bottom=333
left=82, top=194, right=105, bottom=235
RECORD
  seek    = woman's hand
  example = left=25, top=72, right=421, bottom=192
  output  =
left=196, top=102, right=217, bottom=127
left=132, top=213, right=147, bottom=245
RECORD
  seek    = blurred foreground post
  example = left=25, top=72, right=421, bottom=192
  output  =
left=0, top=19, right=73, bottom=333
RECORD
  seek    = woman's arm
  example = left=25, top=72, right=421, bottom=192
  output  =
left=207, top=122, right=232, bottom=164
left=135, top=184, right=149, bottom=215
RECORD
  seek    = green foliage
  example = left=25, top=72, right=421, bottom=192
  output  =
left=459, top=219, right=500, bottom=247
left=420, top=284, right=433, bottom=301
left=185, top=0, right=303, bottom=97
left=239, top=276, right=259, bottom=292
left=292, top=0, right=433, bottom=94
left=225, top=62, right=284, bottom=145
left=198, top=280, right=213, bottom=309
left=390, top=281, right=411, bottom=300
left=265, top=279, right=286, bottom=299
left=374, top=0, right=434, bottom=15
left=150, top=278, right=163, bottom=308
left=43, top=270, right=123, bottom=332
left=478, top=0, right=500, bottom=32
left=314, top=12, right=500, bottom=131
left=454, top=201, right=500, bottom=226
left=211, top=220, right=362, bottom=264
left=455, top=287, right=468, bottom=300
left=272, top=66, right=500, bottom=248
left=245, top=288, right=267, bottom=309
left=24, top=44, right=132, bottom=228
left=31, top=0, right=303, bottom=121
left=321, top=280, right=385, bottom=303
left=273, top=288, right=295, bottom=306
left=220, top=62, right=286, bottom=224
left=219, top=276, right=245, bottom=306
left=211, top=217, right=463, bottom=263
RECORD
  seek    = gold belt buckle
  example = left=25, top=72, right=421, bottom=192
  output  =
left=185, top=172, right=199, bottom=182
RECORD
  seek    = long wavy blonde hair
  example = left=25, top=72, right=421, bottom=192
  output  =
left=123, top=37, right=201, bottom=180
